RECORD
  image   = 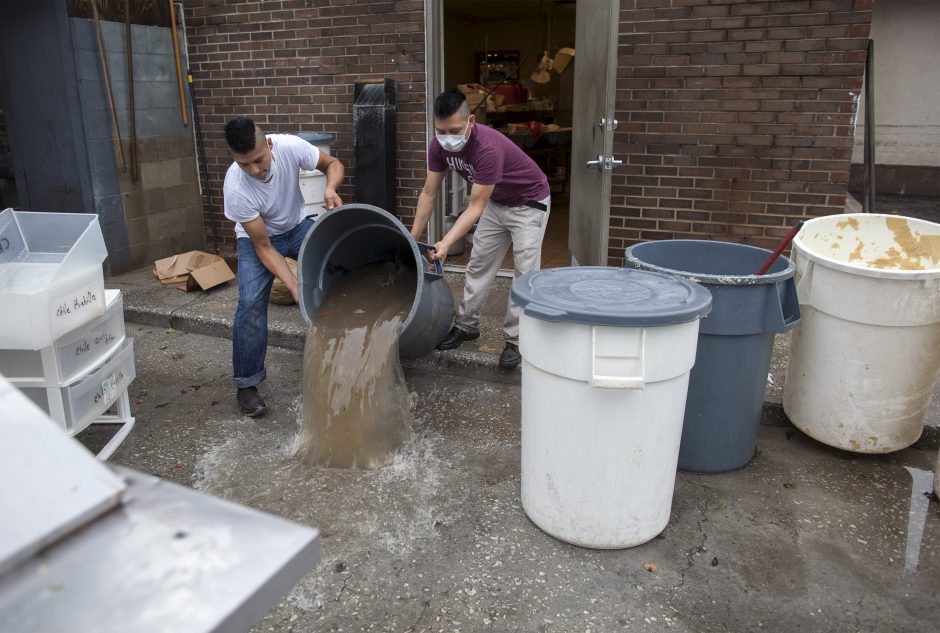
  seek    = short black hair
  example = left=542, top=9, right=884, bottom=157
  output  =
left=433, top=89, right=468, bottom=119
left=225, top=116, right=258, bottom=154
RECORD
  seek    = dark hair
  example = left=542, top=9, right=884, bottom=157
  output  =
left=224, top=116, right=258, bottom=154
left=433, top=89, right=468, bottom=119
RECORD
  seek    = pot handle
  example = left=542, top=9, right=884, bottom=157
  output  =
left=764, top=278, right=802, bottom=333
left=416, top=242, right=444, bottom=280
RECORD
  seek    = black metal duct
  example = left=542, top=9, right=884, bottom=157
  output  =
left=353, top=79, right=397, bottom=216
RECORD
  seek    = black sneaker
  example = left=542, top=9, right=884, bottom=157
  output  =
left=437, top=326, right=480, bottom=350
left=499, top=342, right=522, bottom=369
left=237, top=386, right=267, bottom=417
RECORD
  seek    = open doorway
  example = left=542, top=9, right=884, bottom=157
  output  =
left=437, top=0, right=576, bottom=270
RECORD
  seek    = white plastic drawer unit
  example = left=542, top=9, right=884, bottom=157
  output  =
left=0, top=209, right=108, bottom=350
left=0, top=289, right=125, bottom=384
left=19, top=338, right=136, bottom=435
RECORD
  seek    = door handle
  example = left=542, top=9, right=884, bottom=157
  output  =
left=586, top=155, right=623, bottom=170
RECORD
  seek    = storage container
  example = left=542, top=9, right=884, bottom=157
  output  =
left=18, top=338, right=136, bottom=435
left=298, top=169, right=327, bottom=218
left=0, top=209, right=107, bottom=350
left=626, top=240, right=800, bottom=472
left=784, top=214, right=940, bottom=453
left=297, top=204, right=454, bottom=358
left=0, top=289, right=124, bottom=384
left=510, top=267, right=712, bottom=548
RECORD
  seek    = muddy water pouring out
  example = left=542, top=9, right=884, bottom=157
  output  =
left=300, top=260, right=415, bottom=468
left=295, top=204, right=455, bottom=468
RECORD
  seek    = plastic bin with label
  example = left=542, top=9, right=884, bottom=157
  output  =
left=17, top=338, right=136, bottom=460
left=0, top=209, right=108, bottom=350
left=0, top=289, right=125, bottom=384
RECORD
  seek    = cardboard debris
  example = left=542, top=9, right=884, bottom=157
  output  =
left=152, top=251, right=235, bottom=292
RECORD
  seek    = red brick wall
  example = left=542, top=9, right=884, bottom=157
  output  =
left=184, top=0, right=873, bottom=262
left=610, top=0, right=872, bottom=265
left=183, top=0, right=427, bottom=253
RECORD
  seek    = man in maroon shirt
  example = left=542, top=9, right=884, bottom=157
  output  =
left=410, top=89, right=551, bottom=368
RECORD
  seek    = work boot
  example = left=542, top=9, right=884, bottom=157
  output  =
left=499, top=342, right=522, bottom=369
left=437, top=326, right=479, bottom=350
left=237, top=386, right=267, bottom=417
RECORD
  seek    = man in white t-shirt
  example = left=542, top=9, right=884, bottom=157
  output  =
left=223, top=116, right=345, bottom=416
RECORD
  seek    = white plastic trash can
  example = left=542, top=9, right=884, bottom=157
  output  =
left=784, top=213, right=940, bottom=453
left=298, top=170, right=327, bottom=217
left=510, top=267, right=712, bottom=548
left=295, top=132, right=334, bottom=218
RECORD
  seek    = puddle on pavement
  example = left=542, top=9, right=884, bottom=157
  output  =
left=902, top=466, right=934, bottom=571
left=298, top=260, right=415, bottom=468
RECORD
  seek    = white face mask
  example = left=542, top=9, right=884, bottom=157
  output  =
left=436, top=119, right=471, bottom=152
left=259, top=156, right=278, bottom=183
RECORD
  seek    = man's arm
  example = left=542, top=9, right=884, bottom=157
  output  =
left=410, top=170, right=446, bottom=241
left=241, top=216, right=301, bottom=302
left=317, top=152, right=345, bottom=210
left=429, top=181, right=495, bottom=264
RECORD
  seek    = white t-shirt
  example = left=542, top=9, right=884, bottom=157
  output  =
left=223, top=134, right=320, bottom=239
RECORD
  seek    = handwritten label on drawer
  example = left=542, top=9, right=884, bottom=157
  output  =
left=55, top=290, right=100, bottom=320
left=72, top=329, right=118, bottom=358
left=100, top=371, right=119, bottom=405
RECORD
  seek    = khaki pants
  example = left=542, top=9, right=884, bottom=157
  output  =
left=454, top=195, right=551, bottom=345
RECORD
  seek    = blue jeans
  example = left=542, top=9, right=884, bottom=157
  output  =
left=232, top=217, right=314, bottom=390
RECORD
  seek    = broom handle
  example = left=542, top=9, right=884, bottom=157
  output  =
left=170, top=0, right=188, bottom=127
left=91, top=0, right=126, bottom=173
left=757, top=221, right=804, bottom=276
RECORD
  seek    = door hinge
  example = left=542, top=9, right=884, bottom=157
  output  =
left=598, top=117, right=618, bottom=131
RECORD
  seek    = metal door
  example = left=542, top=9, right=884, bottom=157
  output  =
left=568, top=0, right=621, bottom=266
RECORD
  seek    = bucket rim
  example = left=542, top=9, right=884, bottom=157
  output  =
left=624, top=239, right=795, bottom=286
left=794, top=213, right=940, bottom=280
left=296, top=203, right=424, bottom=329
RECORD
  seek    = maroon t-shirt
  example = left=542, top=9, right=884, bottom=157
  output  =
left=428, top=123, right=550, bottom=207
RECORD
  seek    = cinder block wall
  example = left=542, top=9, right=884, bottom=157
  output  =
left=183, top=0, right=427, bottom=253
left=609, top=0, right=872, bottom=263
left=70, top=17, right=204, bottom=273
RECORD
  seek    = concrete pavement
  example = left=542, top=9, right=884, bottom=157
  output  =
left=78, top=322, right=940, bottom=633
left=75, top=192, right=940, bottom=631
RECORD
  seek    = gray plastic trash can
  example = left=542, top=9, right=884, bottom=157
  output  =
left=295, top=131, right=334, bottom=156
left=296, top=204, right=454, bottom=358
left=626, top=240, right=801, bottom=472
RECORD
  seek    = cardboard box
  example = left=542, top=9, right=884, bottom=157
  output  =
left=152, top=251, right=235, bottom=292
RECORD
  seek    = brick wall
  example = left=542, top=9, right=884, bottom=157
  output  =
left=183, top=0, right=427, bottom=253
left=610, top=0, right=872, bottom=265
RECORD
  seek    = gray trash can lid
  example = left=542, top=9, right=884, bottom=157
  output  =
left=510, top=267, right=712, bottom=327
left=296, top=131, right=334, bottom=144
